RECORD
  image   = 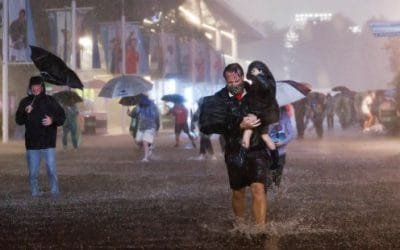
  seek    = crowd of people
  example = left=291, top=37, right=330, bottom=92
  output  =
left=16, top=58, right=398, bottom=238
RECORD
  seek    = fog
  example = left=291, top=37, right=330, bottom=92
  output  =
left=229, top=0, right=400, bottom=91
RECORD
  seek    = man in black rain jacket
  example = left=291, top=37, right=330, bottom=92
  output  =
left=16, top=76, right=65, bottom=197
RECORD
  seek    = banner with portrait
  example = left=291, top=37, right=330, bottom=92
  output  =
left=8, top=0, right=35, bottom=62
left=99, top=22, right=148, bottom=75
left=46, top=7, right=97, bottom=69
left=160, top=32, right=179, bottom=78
left=191, top=39, right=210, bottom=83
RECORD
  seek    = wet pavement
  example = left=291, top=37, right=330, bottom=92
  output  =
left=1, top=129, right=400, bottom=249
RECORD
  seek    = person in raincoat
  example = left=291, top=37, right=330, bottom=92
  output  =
left=15, top=76, right=65, bottom=197
left=199, top=63, right=278, bottom=233
left=62, top=104, right=79, bottom=150
left=134, top=95, right=160, bottom=162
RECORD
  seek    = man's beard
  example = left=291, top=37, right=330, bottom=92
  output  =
left=227, top=83, right=245, bottom=95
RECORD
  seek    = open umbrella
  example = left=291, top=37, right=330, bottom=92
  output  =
left=98, top=75, right=153, bottom=98
left=30, top=45, right=83, bottom=89
left=161, top=94, right=185, bottom=103
left=276, top=80, right=312, bottom=107
left=118, top=94, right=145, bottom=106
left=332, top=85, right=356, bottom=97
left=52, top=90, right=83, bottom=106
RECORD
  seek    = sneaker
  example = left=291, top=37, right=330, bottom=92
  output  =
left=193, top=154, right=206, bottom=161
left=141, top=158, right=149, bottom=162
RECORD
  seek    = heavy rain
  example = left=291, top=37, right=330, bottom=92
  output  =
left=1, top=0, right=400, bottom=249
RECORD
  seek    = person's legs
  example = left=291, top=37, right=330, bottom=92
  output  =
left=232, top=188, right=246, bottom=221
left=62, top=126, right=69, bottom=149
left=43, top=148, right=59, bottom=194
left=26, top=150, right=41, bottom=196
left=250, top=182, right=267, bottom=225
left=70, top=122, right=79, bottom=149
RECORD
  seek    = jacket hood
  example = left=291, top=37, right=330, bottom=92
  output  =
left=27, top=76, right=46, bottom=95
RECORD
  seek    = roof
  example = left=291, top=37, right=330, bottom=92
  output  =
left=204, top=0, right=263, bottom=42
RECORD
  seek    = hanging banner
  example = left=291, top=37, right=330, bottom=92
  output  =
left=177, top=37, right=192, bottom=81
left=46, top=7, right=96, bottom=68
left=209, top=48, right=225, bottom=85
left=8, top=0, right=35, bottom=62
left=191, top=39, right=210, bottom=83
left=160, top=32, right=179, bottom=78
left=99, top=22, right=148, bottom=75
left=149, top=32, right=163, bottom=78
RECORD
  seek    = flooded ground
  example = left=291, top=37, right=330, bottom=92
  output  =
left=0, top=129, right=400, bottom=249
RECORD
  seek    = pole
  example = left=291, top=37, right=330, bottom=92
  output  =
left=71, top=0, right=77, bottom=70
left=121, top=0, right=126, bottom=75
left=2, top=0, right=9, bottom=143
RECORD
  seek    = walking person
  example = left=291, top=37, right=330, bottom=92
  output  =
left=199, top=63, right=278, bottom=233
left=325, top=93, right=335, bottom=130
left=62, top=104, right=79, bottom=150
left=269, top=105, right=295, bottom=188
left=361, top=90, right=376, bottom=132
left=168, top=102, right=196, bottom=148
left=191, top=99, right=216, bottom=161
left=15, top=76, right=66, bottom=197
left=134, top=95, right=160, bottom=162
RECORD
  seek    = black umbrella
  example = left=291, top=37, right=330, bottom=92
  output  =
left=30, top=45, right=83, bottom=89
left=119, top=94, right=145, bottom=106
left=332, top=85, right=351, bottom=93
left=161, top=94, right=185, bottom=103
left=52, top=90, right=83, bottom=106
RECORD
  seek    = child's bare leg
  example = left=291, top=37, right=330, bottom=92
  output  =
left=242, top=129, right=253, bottom=148
left=261, top=133, right=276, bottom=150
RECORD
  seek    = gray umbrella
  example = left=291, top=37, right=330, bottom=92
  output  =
left=98, top=75, right=153, bottom=98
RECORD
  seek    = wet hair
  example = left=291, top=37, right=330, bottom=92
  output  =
left=223, top=63, right=244, bottom=80
left=246, top=60, right=273, bottom=80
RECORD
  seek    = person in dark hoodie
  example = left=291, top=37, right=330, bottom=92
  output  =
left=15, top=76, right=66, bottom=197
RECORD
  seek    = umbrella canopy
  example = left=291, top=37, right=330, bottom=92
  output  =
left=276, top=80, right=312, bottom=107
left=98, top=75, right=153, bottom=98
left=30, top=45, right=83, bottom=89
left=52, top=90, right=83, bottom=106
left=119, top=94, right=146, bottom=106
left=161, top=94, right=186, bottom=103
left=332, top=85, right=356, bottom=97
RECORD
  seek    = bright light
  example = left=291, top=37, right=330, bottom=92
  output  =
left=78, top=36, right=92, bottom=48
left=205, top=32, right=213, bottom=40
left=202, top=23, right=217, bottom=31
left=221, top=30, right=234, bottom=39
left=178, top=6, right=200, bottom=25
left=164, top=79, right=176, bottom=94
left=143, top=18, right=153, bottom=25
left=184, top=87, right=193, bottom=106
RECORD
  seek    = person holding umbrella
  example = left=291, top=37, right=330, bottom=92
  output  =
left=15, top=76, right=66, bottom=197
left=134, top=95, right=160, bottom=162
left=167, top=101, right=197, bottom=148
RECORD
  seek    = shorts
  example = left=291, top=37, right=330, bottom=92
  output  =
left=136, top=129, right=156, bottom=144
left=175, top=123, right=190, bottom=135
left=225, top=149, right=270, bottom=190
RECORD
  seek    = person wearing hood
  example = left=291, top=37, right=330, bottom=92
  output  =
left=15, top=76, right=66, bottom=197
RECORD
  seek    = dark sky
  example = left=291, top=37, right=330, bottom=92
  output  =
left=228, top=0, right=400, bottom=28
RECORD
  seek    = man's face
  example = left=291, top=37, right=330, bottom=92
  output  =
left=225, top=71, right=243, bottom=86
left=31, top=84, right=43, bottom=96
left=225, top=71, right=244, bottom=95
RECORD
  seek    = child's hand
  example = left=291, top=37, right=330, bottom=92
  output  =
left=251, top=68, right=262, bottom=76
